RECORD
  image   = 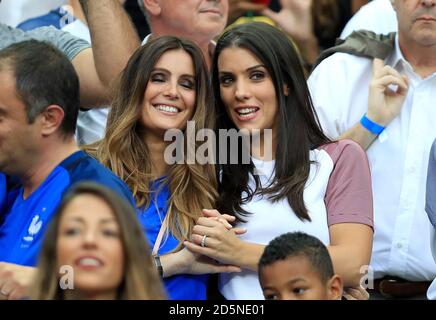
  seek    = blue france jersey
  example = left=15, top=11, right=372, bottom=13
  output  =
left=0, top=173, right=6, bottom=215
left=138, top=179, right=209, bottom=300
left=0, top=151, right=134, bottom=266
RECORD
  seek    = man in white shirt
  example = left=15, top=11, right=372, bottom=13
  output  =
left=308, top=0, right=436, bottom=299
left=341, top=0, right=398, bottom=38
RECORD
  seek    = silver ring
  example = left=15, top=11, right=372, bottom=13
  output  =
left=200, top=234, right=207, bottom=248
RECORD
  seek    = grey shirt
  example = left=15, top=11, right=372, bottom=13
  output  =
left=427, top=139, right=436, bottom=228
left=0, top=23, right=90, bottom=61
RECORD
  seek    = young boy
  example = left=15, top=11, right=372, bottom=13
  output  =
left=258, top=232, right=343, bottom=300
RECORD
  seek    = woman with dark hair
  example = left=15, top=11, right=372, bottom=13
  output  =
left=30, top=182, right=165, bottom=300
left=185, top=22, right=374, bottom=300
left=86, top=36, right=241, bottom=300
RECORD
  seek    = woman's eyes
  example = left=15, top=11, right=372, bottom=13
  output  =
left=219, top=71, right=266, bottom=86
left=250, top=71, right=265, bottom=81
left=62, top=227, right=120, bottom=238
left=151, top=73, right=166, bottom=82
left=151, top=74, right=194, bottom=89
left=180, top=79, right=195, bottom=89
left=102, top=229, right=120, bottom=238
left=63, top=228, right=81, bottom=236
left=219, top=75, right=234, bottom=86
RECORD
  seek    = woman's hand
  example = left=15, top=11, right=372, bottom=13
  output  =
left=201, top=209, right=246, bottom=235
left=185, top=217, right=246, bottom=266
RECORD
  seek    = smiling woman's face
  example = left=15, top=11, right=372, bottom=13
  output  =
left=140, top=49, right=196, bottom=136
left=217, top=47, right=279, bottom=134
left=56, top=194, right=124, bottom=298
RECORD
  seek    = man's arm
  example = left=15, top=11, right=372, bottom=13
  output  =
left=71, top=48, right=111, bottom=107
left=338, top=122, right=377, bottom=151
left=79, top=0, right=141, bottom=90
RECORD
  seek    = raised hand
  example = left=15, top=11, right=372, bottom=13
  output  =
left=185, top=216, right=246, bottom=266
left=202, top=209, right=247, bottom=235
left=367, top=58, right=409, bottom=127
left=261, top=0, right=314, bottom=44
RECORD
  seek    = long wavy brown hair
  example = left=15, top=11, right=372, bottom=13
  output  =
left=86, top=36, right=217, bottom=248
left=30, top=182, right=166, bottom=300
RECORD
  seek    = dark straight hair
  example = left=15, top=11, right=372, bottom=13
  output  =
left=211, top=22, right=330, bottom=222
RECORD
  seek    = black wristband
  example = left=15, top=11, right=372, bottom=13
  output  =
left=154, top=256, right=163, bottom=277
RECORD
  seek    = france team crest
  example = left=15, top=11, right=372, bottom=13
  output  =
left=23, top=214, right=43, bottom=243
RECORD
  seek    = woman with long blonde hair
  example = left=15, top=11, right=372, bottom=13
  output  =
left=87, top=36, right=239, bottom=300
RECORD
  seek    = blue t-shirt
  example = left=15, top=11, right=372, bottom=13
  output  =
left=137, top=179, right=208, bottom=300
left=0, top=173, right=6, bottom=215
left=17, top=7, right=76, bottom=31
left=427, top=139, right=436, bottom=228
left=0, top=151, right=134, bottom=266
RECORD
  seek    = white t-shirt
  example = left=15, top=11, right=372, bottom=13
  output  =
left=219, top=140, right=374, bottom=300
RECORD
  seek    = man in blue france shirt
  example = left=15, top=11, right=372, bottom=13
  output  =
left=0, top=174, right=5, bottom=214
left=0, top=40, right=134, bottom=300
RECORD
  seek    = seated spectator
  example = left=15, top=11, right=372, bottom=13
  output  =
left=185, top=22, right=373, bottom=300
left=258, top=232, right=343, bottom=300
left=86, top=36, right=241, bottom=300
left=341, top=0, right=398, bottom=39
left=0, top=40, right=134, bottom=300
left=30, top=182, right=165, bottom=300
left=427, top=139, right=436, bottom=300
